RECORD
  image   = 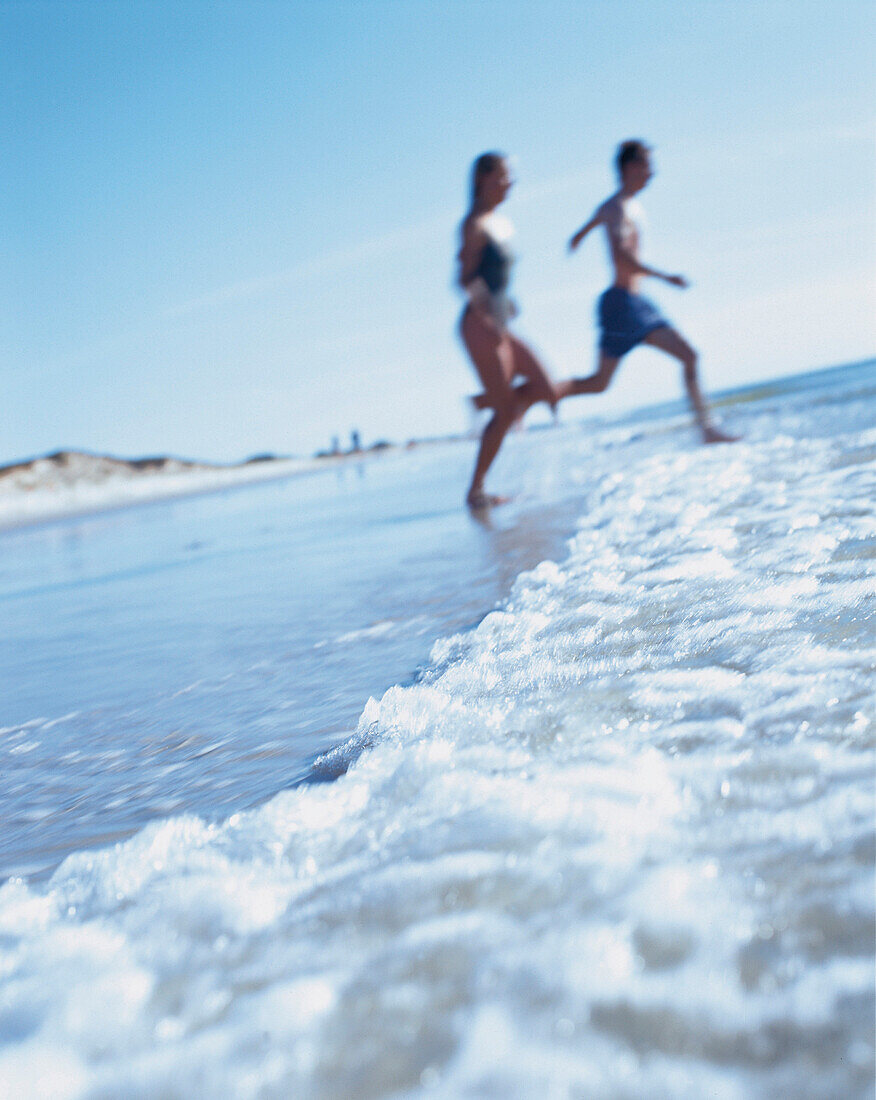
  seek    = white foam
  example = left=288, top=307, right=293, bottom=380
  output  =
left=0, top=386, right=873, bottom=1097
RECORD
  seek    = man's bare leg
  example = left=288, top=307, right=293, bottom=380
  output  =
left=569, top=352, right=621, bottom=396
left=642, top=327, right=738, bottom=443
left=471, top=352, right=620, bottom=411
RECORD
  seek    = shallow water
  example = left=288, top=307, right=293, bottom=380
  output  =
left=0, top=432, right=600, bottom=881
left=1, top=361, right=874, bottom=1098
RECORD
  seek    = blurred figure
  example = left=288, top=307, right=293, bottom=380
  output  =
left=457, top=152, right=583, bottom=510
left=568, top=140, right=737, bottom=443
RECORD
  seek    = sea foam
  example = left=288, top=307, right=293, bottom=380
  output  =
left=0, top=376, right=873, bottom=1098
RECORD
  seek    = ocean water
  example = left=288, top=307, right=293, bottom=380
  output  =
left=0, top=361, right=873, bottom=1098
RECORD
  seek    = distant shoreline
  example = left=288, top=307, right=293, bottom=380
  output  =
left=1, top=358, right=871, bottom=534
left=0, top=437, right=471, bottom=533
left=0, top=446, right=378, bottom=533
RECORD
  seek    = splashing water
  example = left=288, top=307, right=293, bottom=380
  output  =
left=0, top=363, right=873, bottom=1098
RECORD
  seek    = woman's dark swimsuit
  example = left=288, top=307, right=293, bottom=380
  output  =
left=466, top=231, right=515, bottom=330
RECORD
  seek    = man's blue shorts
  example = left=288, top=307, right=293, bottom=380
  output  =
left=598, top=287, right=669, bottom=358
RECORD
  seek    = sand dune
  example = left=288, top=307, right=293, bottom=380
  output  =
left=0, top=448, right=326, bottom=529
left=0, top=449, right=214, bottom=492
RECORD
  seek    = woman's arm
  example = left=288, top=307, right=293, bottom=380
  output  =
left=457, top=216, right=491, bottom=305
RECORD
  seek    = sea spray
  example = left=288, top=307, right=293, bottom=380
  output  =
left=0, top=365, right=873, bottom=1098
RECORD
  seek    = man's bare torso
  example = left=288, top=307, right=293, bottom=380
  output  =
left=598, top=192, right=646, bottom=292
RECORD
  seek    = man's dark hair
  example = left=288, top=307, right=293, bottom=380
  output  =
left=615, top=139, right=651, bottom=178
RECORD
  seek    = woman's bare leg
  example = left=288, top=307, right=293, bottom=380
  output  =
left=461, top=310, right=518, bottom=506
left=471, top=351, right=620, bottom=410
left=505, top=334, right=562, bottom=409
left=467, top=334, right=565, bottom=419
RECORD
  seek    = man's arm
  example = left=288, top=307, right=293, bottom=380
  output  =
left=568, top=207, right=603, bottom=252
left=604, top=202, right=688, bottom=286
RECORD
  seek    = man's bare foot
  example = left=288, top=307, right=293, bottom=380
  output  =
left=466, top=490, right=511, bottom=511
left=702, top=424, right=740, bottom=444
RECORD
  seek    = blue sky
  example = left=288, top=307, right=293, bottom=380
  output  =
left=3, top=0, right=874, bottom=463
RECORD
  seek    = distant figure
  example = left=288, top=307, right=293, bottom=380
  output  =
left=350, top=430, right=362, bottom=453
left=568, top=140, right=737, bottom=443
left=457, top=152, right=584, bottom=509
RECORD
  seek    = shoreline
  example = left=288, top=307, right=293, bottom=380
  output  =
left=2, top=358, right=871, bottom=534
left=0, top=446, right=412, bottom=534
left=0, top=433, right=484, bottom=534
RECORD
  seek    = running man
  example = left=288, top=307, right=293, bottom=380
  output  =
left=568, top=140, right=737, bottom=443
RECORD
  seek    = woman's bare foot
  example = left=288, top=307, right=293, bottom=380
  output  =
left=466, top=490, right=512, bottom=511
left=702, top=424, right=740, bottom=444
